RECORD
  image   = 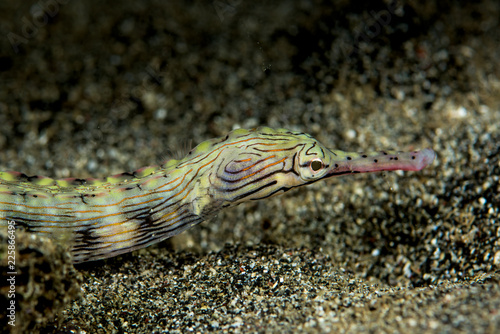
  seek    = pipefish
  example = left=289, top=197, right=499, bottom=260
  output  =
left=0, top=127, right=435, bottom=263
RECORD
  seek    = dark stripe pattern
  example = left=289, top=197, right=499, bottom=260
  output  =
left=0, top=127, right=435, bottom=263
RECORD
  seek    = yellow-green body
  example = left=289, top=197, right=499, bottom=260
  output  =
left=0, top=127, right=435, bottom=263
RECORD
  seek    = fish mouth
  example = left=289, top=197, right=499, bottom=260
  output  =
left=419, top=148, right=437, bottom=168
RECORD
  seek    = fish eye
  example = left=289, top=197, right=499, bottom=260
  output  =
left=310, top=159, right=323, bottom=172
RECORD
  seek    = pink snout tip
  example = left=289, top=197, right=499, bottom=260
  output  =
left=419, top=148, right=436, bottom=169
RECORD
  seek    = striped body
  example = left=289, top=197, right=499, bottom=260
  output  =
left=0, top=127, right=435, bottom=263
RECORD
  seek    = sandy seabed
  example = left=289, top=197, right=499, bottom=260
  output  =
left=0, top=1, right=499, bottom=333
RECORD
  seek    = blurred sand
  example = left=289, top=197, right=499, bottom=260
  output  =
left=0, top=0, right=499, bottom=332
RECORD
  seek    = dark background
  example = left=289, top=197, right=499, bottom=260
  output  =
left=0, top=0, right=499, bottom=332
